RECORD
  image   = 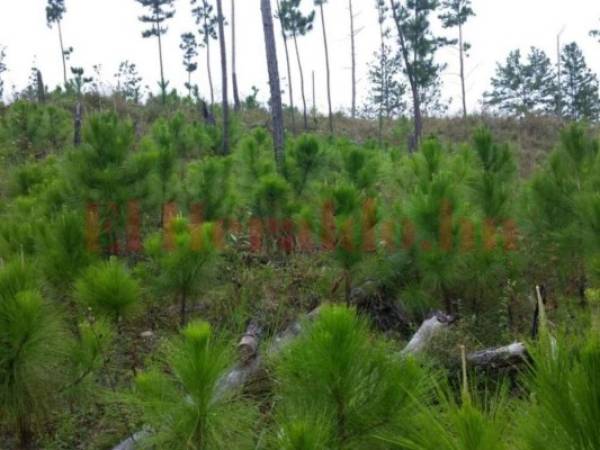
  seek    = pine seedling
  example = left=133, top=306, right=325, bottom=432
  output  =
left=127, top=320, right=256, bottom=449
left=38, top=210, right=94, bottom=292
left=288, top=134, right=321, bottom=195
left=0, top=287, right=67, bottom=450
left=185, top=157, right=234, bottom=222
left=74, top=258, right=140, bottom=323
left=144, top=217, right=216, bottom=326
left=274, top=305, right=432, bottom=449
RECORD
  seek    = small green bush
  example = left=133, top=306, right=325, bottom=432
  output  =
left=127, top=321, right=256, bottom=450
left=75, top=258, right=140, bottom=322
left=273, top=305, right=433, bottom=449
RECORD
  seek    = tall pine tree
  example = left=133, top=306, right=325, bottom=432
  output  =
left=560, top=42, right=600, bottom=121
left=191, top=0, right=218, bottom=107
left=439, top=0, right=474, bottom=119
left=261, top=0, right=286, bottom=172
left=279, top=0, right=315, bottom=131
left=389, top=0, right=449, bottom=151
left=314, top=0, right=333, bottom=134
left=484, top=47, right=557, bottom=116
left=180, top=33, right=198, bottom=97
left=276, top=0, right=297, bottom=132
left=134, top=0, right=176, bottom=104
left=46, top=0, right=68, bottom=86
left=215, top=0, right=229, bottom=155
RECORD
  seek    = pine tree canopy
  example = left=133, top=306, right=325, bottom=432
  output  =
left=46, top=0, right=66, bottom=26
left=135, top=0, right=176, bottom=38
left=180, top=33, right=199, bottom=73
left=191, top=0, right=218, bottom=45
left=439, top=0, right=474, bottom=28
left=560, top=42, right=600, bottom=121
left=279, top=0, right=315, bottom=37
left=484, top=47, right=557, bottom=116
left=391, top=0, right=449, bottom=92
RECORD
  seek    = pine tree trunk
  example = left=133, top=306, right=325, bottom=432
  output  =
left=276, top=0, right=296, bottom=133
left=36, top=70, right=45, bottom=103
left=261, top=0, right=285, bottom=173
left=459, top=24, right=467, bottom=119
left=216, top=0, right=229, bottom=155
left=57, top=21, right=67, bottom=86
left=74, top=101, right=82, bottom=146
left=349, top=0, right=357, bottom=119
left=231, top=0, right=241, bottom=111
left=292, top=32, right=309, bottom=131
left=378, top=7, right=386, bottom=147
left=179, top=290, right=187, bottom=327
left=312, top=70, right=317, bottom=125
left=389, top=0, right=422, bottom=152
left=205, top=28, right=215, bottom=107
left=319, top=4, right=333, bottom=134
left=157, top=22, right=167, bottom=104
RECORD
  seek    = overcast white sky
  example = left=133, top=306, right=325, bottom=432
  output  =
left=0, top=0, right=599, bottom=115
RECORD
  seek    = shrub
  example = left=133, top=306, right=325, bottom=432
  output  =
left=144, top=217, right=216, bottom=326
left=288, top=134, right=321, bottom=195
left=75, top=258, right=140, bottom=322
left=185, top=157, right=234, bottom=222
left=273, top=305, right=432, bottom=449
left=127, top=321, right=256, bottom=449
left=0, top=286, right=66, bottom=450
left=38, top=210, right=94, bottom=292
left=518, top=331, right=600, bottom=450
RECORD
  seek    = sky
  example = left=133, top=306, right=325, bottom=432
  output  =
left=0, top=0, right=599, bottom=116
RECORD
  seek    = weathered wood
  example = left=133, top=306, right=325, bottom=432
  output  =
left=467, top=342, right=528, bottom=369
left=111, top=430, right=150, bottom=450
left=401, top=312, right=453, bottom=356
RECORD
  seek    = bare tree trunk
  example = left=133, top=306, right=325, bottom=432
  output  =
left=276, top=0, right=296, bottom=132
left=459, top=24, right=467, bottom=119
left=349, top=0, right=357, bottom=119
left=216, top=0, right=229, bottom=155
left=57, top=21, right=67, bottom=86
left=319, top=4, right=333, bottom=134
left=261, top=0, right=285, bottom=173
left=389, top=0, right=422, bottom=152
left=156, top=23, right=167, bottom=104
left=231, top=0, right=241, bottom=111
left=205, top=24, right=215, bottom=107
left=36, top=69, right=46, bottom=103
left=74, top=101, right=82, bottom=147
left=292, top=32, right=309, bottom=131
left=312, top=70, right=317, bottom=125
left=378, top=5, right=386, bottom=147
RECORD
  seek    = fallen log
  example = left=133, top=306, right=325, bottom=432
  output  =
left=401, top=311, right=454, bottom=356
left=467, top=342, right=528, bottom=369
